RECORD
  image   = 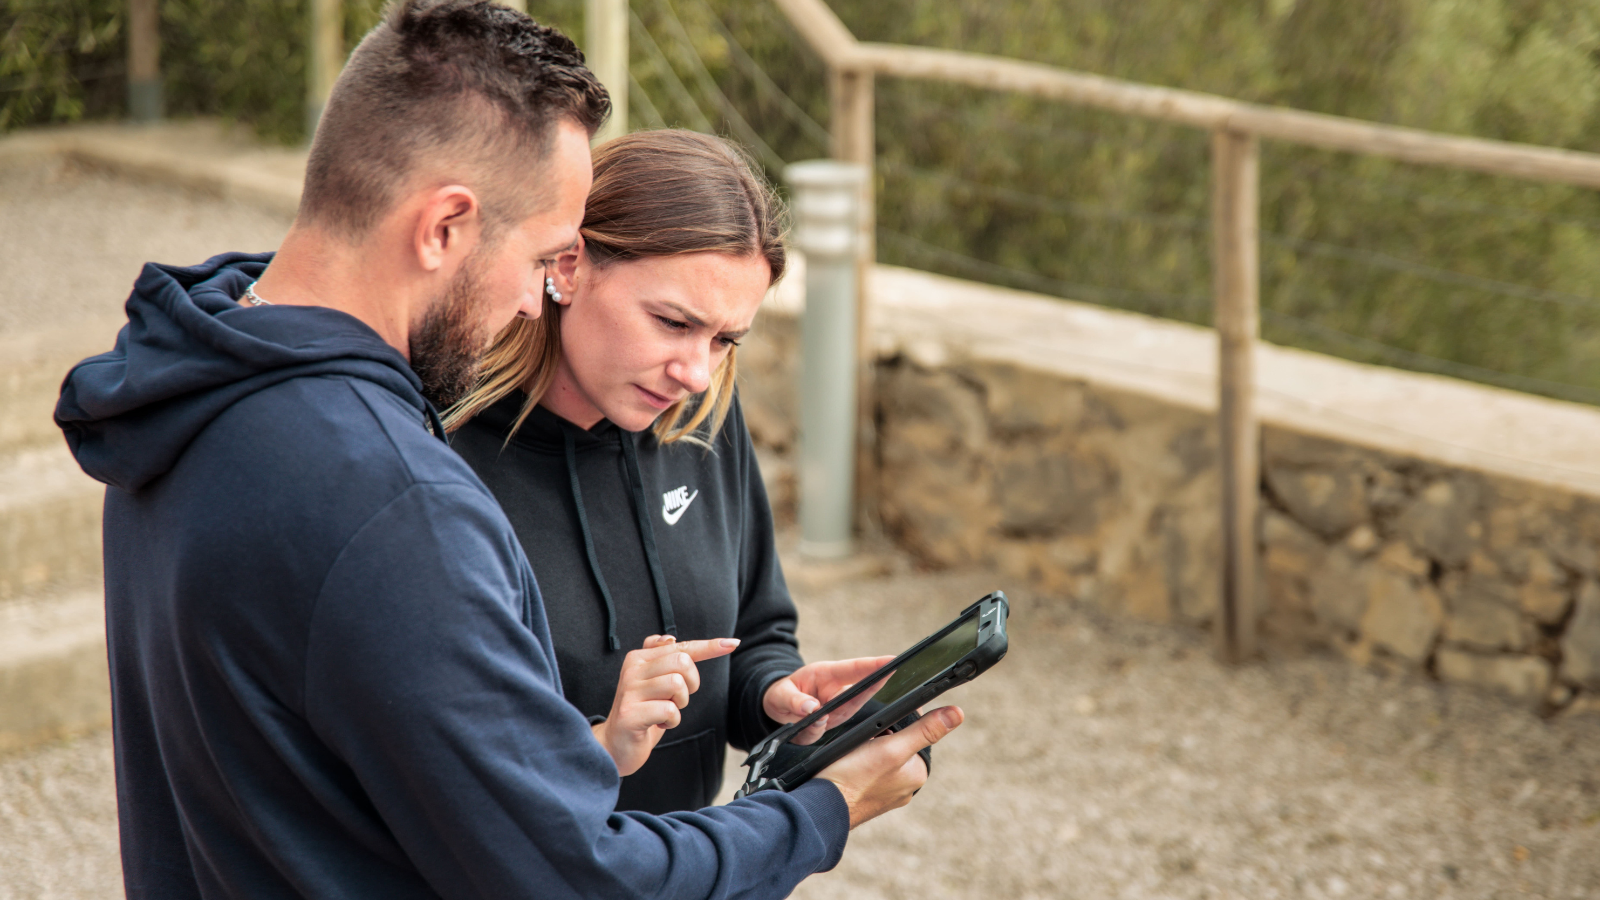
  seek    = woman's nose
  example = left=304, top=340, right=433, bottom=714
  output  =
left=668, top=343, right=712, bottom=394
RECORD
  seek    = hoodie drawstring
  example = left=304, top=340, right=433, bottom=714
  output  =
left=619, top=434, right=677, bottom=639
left=423, top=402, right=448, bottom=442
left=564, top=429, right=621, bottom=651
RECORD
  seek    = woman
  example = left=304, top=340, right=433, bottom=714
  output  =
left=446, top=130, right=895, bottom=814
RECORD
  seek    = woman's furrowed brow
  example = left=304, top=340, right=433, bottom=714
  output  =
left=660, top=301, right=751, bottom=339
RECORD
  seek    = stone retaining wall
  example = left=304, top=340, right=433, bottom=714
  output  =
left=739, top=278, right=1600, bottom=715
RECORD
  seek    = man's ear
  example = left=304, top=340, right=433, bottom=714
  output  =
left=414, top=185, right=482, bottom=273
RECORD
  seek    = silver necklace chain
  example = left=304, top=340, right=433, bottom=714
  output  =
left=243, top=282, right=272, bottom=306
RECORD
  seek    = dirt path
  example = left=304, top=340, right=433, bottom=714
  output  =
left=5, top=566, right=1598, bottom=900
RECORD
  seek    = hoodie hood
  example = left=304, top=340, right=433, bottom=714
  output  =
left=56, top=251, right=429, bottom=492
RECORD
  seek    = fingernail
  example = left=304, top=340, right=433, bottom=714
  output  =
left=940, top=708, right=961, bottom=728
left=719, top=638, right=740, bottom=649
left=801, top=699, right=819, bottom=714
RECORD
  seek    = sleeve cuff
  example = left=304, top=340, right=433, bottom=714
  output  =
left=789, top=779, right=850, bottom=872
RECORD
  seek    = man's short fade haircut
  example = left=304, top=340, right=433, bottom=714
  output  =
left=299, top=0, right=610, bottom=239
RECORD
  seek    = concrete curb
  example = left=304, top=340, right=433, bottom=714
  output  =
left=0, top=121, right=304, bottom=218
left=0, top=590, right=108, bottom=752
left=0, top=445, right=104, bottom=603
left=0, top=317, right=126, bottom=456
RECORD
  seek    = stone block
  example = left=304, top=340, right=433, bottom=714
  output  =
left=1165, top=425, right=1217, bottom=485
left=878, top=436, right=994, bottom=567
left=992, top=441, right=1114, bottom=536
left=996, top=537, right=1096, bottom=599
left=1345, top=525, right=1378, bottom=555
left=1366, top=466, right=1409, bottom=516
left=1394, top=478, right=1483, bottom=567
left=1441, top=575, right=1530, bottom=653
left=1359, top=569, right=1443, bottom=662
left=737, top=310, right=798, bottom=451
left=1115, top=541, right=1173, bottom=624
left=1262, top=509, right=1326, bottom=615
left=960, top=359, right=1091, bottom=434
left=877, top=366, right=995, bottom=566
left=1264, top=465, right=1368, bottom=539
left=1435, top=648, right=1552, bottom=702
left=1157, top=483, right=1220, bottom=623
left=1545, top=526, right=1599, bottom=576
left=1375, top=541, right=1431, bottom=579
left=877, top=364, right=988, bottom=456
left=1517, top=549, right=1572, bottom=625
left=1559, top=580, right=1600, bottom=690
left=1262, top=427, right=1361, bottom=468
left=754, top=447, right=795, bottom=525
left=1309, top=546, right=1367, bottom=634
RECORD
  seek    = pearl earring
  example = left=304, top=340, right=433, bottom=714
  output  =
left=545, top=276, right=562, bottom=303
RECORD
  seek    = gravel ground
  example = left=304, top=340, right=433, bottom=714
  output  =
left=0, top=731, right=119, bottom=900
left=783, top=571, right=1600, bottom=900
left=0, top=156, right=290, bottom=332
left=4, top=566, right=1597, bottom=900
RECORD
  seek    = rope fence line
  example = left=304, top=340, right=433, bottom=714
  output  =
left=652, top=0, right=787, bottom=172
left=629, top=7, right=716, bottom=134
left=888, top=91, right=1600, bottom=235
left=628, top=72, right=668, bottom=129
left=882, top=160, right=1600, bottom=312
left=636, top=0, right=1600, bottom=322
left=687, top=0, right=832, bottom=151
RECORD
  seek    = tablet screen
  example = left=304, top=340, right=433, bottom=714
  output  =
left=805, top=614, right=981, bottom=748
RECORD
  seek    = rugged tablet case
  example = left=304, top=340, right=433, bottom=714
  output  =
left=735, top=591, right=1009, bottom=797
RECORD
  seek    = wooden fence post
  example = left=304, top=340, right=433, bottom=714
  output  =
left=829, top=66, right=875, bottom=533
left=1211, top=129, right=1260, bottom=664
left=586, top=0, right=628, bottom=143
left=127, top=0, right=162, bottom=122
left=306, top=0, right=343, bottom=140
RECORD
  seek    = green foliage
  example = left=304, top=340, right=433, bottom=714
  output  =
left=9, top=0, right=1600, bottom=403
left=1, top=0, right=126, bottom=130
left=626, top=0, right=1600, bottom=404
left=3, top=0, right=385, bottom=141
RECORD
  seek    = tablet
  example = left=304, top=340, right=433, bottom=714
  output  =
left=734, top=591, right=1009, bottom=797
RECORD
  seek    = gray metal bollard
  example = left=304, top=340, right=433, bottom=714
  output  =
left=786, top=161, right=867, bottom=560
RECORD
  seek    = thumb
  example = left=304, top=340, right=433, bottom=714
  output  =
left=888, top=706, right=963, bottom=756
left=763, top=678, right=820, bottom=722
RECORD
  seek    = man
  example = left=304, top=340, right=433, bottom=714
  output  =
left=54, top=2, right=959, bottom=898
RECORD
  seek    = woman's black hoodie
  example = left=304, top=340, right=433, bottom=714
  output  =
left=451, top=391, right=803, bottom=813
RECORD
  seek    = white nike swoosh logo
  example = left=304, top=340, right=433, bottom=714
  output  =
left=662, top=490, right=699, bottom=525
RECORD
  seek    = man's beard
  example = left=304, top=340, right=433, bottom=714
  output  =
left=410, top=254, right=493, bottom=411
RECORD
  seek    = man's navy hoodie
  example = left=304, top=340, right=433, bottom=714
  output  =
left=54, top=252, right=848, bottom=900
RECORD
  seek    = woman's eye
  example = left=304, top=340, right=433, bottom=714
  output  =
left=717, top=336, right=741, bottom=348
left=654, top=314, right=691, bottom=332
